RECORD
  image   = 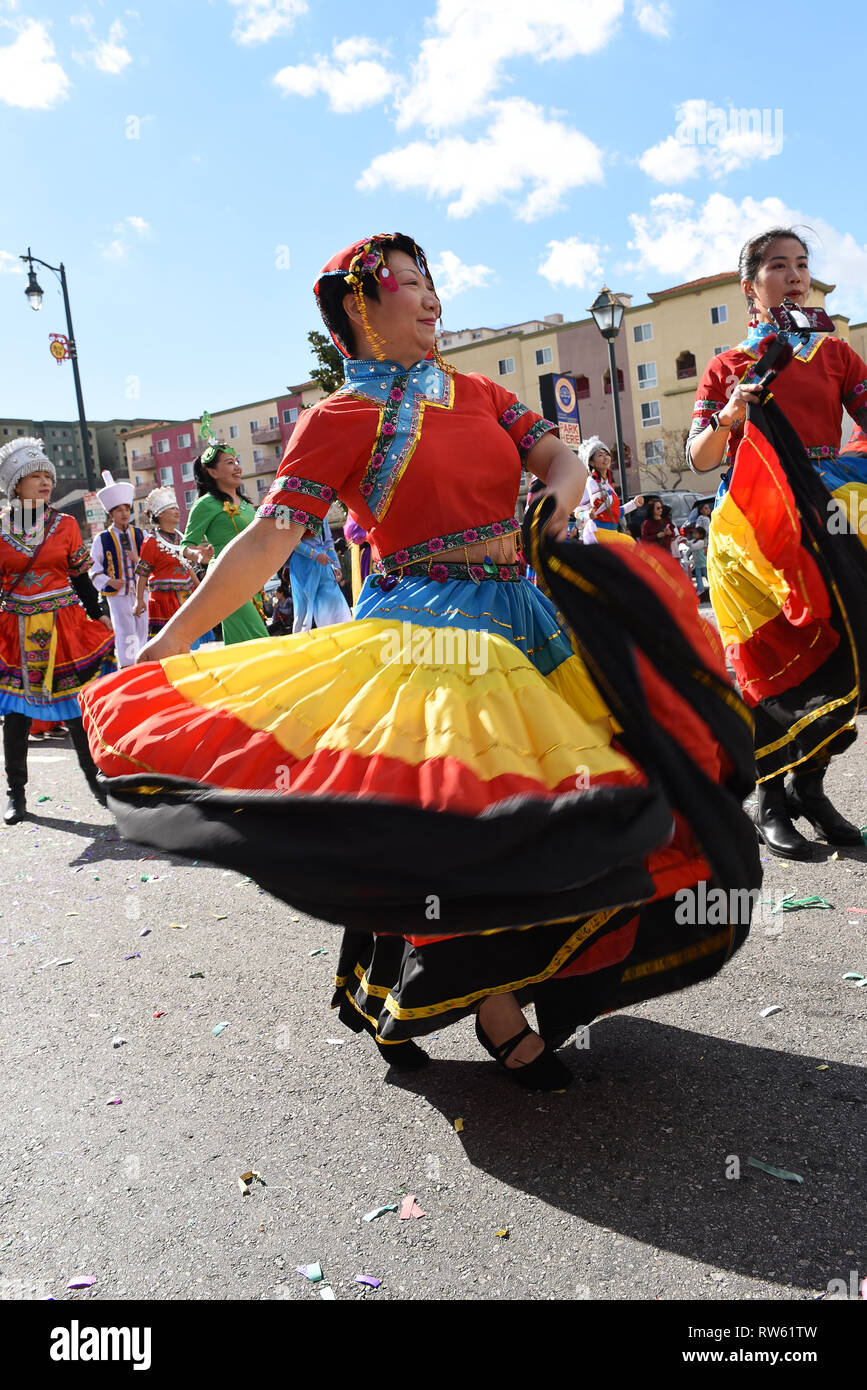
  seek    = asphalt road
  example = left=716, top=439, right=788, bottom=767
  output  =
left=0, top=722, right=864, bottom=1306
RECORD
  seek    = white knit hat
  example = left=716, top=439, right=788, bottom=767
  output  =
left=577, top=435, right=610, bottom=468
left=97, top=469, right=134, bottom=513
left=0, top=437, right=56, bottom=497
left=145, top=485, right=178, bottom=519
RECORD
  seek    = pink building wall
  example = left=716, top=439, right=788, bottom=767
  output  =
left=555, top=320, right=640, bottom=495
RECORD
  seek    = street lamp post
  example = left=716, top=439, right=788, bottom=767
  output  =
left=589, top=285, right=629, bottom=501
left=19, top=248, right=98, bottom=493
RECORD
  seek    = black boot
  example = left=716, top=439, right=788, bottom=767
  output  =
left=3, top=712, right=30, bottom=825
left=788, top=764, right=863, bottom=846
left=754, top=775, right=814, bottom=860
left=66, top=717, right=108, bottom=808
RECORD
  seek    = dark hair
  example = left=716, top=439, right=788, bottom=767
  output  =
left=316, top=233, right=433, bottom=356
left=738, top=227, right=810, bottom=314
left=193, top=448, right=250, bottom=505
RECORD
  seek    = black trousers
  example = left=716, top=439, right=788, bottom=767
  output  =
left=3, top=712, right=99, bottom=792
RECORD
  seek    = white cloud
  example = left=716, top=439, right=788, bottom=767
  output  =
left=634, top=2, right=672, bottom=38
left=274, top=37, right=396, bottom=113
left=71, top=15, right=131, bottom=74
left=98, top=215, right=152, bottom=260
left=359, top=99, right=604, bottom=222
left=0, top=250, right=24, bottom=275
left=228, top=0, right=307, bottom=46
left=625, top=192, right=867, bottom=315
left=430, top=251, right=493, bottom=301
left=639, top=98, right=784, bottom=183
left=395, top=0, right=624, bottom=131
left=0, top=18, right=70, bottom=109
left=538, top=237, right=605, bottom=291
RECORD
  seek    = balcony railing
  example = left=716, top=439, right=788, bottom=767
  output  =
left=251, top=426, right=281, bottom=445
left=254, top=458, right=278, bottom=474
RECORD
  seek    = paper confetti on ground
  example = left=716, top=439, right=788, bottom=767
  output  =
left=398, top=1196, right=425, bottom=1220
left=760, top=1004, right=784, bottom=1018
left=355, top=1276, right=381, bottom=1288
left=66, top=1276, right=96, bottom=1290
left=212, top=1021, right=229, bottom=1035
left=296, top=1262, right=323, bottom=1282
left=362, top=1203, right=398, bottom=1222
left=746, top=1157, right=803, bottom=1183
left=453, top=1117, right=464, bottom=1132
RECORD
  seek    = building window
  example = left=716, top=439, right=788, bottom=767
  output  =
left=535, top=346, right=553, bottom=366
left=603, top=367, right=625, bottom=395
left=229, top=424, right=239, bottom=439
left=641, top=401, right=662, bottom=428
left=575, top=374, right=590, bottom=400
left=160, top=466, right=173, bottom=484
left=633, top=322, right=653, bottom=343
left=249, top=419, right=259, bottom=433
left=636, top=362, right=657, bottom=390
left=282, top=407, right=298, bottom=425
left=181, top=461, right=194, bottom=480
left=713, top=344, right=730, bottom=355
left=177, top=432, right=192, bottom=449
left=268, top=416, right=279, bottom=429
left=440, top=337, right=451, bottom=348
left=156, top=439, right=170, bottom=454
left=257, top=477, right=270, bottom=495
left=644, top=438, right=665, bottom=463
left=498, top=357, right=515, bottom=375
left=184, top=489, right=196, bottom=508
left=710, top=304, right=728, bottom=325
left=252, top=448, right=263, bottom=463
left=471, top=331, right=482, bottom=340
left=131, top=449, right=140, bottom=461
left=675, top=350, right=697, bottom=380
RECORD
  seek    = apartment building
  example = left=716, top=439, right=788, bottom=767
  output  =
left=437, top=312, right=641, bottom=491
left=122, top=383, right=322, bottom=529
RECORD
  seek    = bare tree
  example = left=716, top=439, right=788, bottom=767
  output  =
left=640, top=428, right=692, bottom=492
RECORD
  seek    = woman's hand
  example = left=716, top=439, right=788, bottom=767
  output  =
left=633, top=494, right=645, bottom=507
left=185, top=543, right=213, bottom=565
left=542, top=493, right=575, bottom=541
left=137, top=630, right=191, bottom=664
left=717, top=382, right=763, bottom=428
left=99, top=614, right=113, bottom=631
left=132, top=600, right=145, bottom=617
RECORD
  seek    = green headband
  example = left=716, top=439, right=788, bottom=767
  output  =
left=200, top=410, right=237, bottom=466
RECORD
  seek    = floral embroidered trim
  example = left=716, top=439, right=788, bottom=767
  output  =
left=497, top=402, right=533, bottom=432
left=148, top=578, right=195, bottom=592
left=844, top=379, right=867, bottom=408
left=0, top=510, right=62, bottom=558
left=68, top=544, right=92, bottom=576
left=265, top=475, right=335, bottom=506
left=1, top=590, right=79, bottom=616
left=691, top=397, right=725, bottom=421
left=358, top=371, right=409, bottom=499
left=134, top=559, right=153, bottom=577
left=375, top=518, right=520, bottom=573
left=371, top=559, right=523, bottom=587
left=806, top=445, right=837, bottom=459
left=258, top=502, right=325, bottom=538
left=516, top=417, right=557, bottom=460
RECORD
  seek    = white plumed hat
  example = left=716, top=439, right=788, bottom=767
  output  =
left=577, top=435, right=609, bottom=468
left=145, top=485, right=178, bottom=519
left=97, top=469, right=134, bottom=513
left=0, top=437, right=56, bottom=497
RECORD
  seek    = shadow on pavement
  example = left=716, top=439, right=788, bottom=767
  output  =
left=388, top=1016, right=864, bottom=1292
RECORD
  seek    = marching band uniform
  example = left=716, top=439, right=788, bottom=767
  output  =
left=90, top=472, right=148, bottom=667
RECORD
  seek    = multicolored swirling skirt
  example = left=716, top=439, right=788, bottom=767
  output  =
left=80, top=513, right=759, bottom=1044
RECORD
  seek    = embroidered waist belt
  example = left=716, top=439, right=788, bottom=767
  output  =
left=374, top=518, right=521, bottom=576
left=370, top=559, right=524, bottom=589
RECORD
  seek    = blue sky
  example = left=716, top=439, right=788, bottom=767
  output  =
left=1, top=0, right=865, bottom=424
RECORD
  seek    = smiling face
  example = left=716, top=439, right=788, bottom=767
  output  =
left=649, top=499, right=662, bottom=520
left=591, top=447, right=612, bottom=476
left=206, top=449, right=243, bottom=494
left=743, top=237, right=810, bottom=320
left=15, top=469, right=53, bottom=503
left=343, top=248, right=441, bottom=367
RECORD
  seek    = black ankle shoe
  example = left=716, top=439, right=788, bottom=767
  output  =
left=87, top=778, right=109, bottom=809
left=3, top=790, right=26, bottom=826
left=754, top=779, right=814, bottom=860
left=375, top=1039, right=429, bottom=1071
left=475, top=1012, right=573, bottom=1091
left=788, top=775, right=864, bottom=847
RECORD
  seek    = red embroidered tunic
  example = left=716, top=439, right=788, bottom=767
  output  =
left=258, top=361, right=556, bottom=569
left=136, top=530, right=197, bottom=638
left=0, top=510, right=114, bottom=715
left=690, top=335, right=867, bottom=465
